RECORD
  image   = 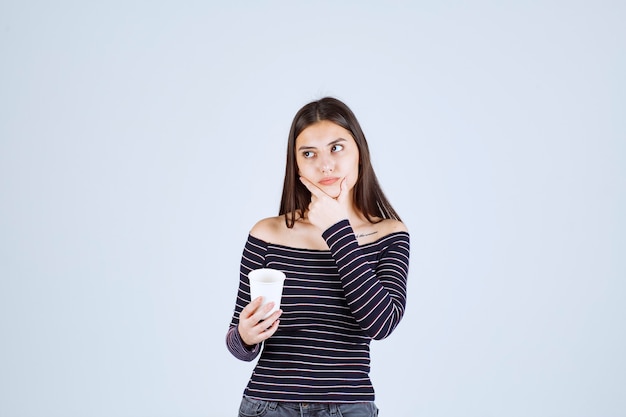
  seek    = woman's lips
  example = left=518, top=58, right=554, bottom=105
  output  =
left=318, top=177, right=339, bottom=186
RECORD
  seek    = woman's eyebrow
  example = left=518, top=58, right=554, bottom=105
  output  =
left=297, top=138, right=347, bottom=152
left=327, top=138, right=347, bottom=146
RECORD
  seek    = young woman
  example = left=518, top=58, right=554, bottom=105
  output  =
left=226, top=97, right=410, bottom=417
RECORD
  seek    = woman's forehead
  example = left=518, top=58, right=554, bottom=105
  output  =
left=296, top=121, right=354, bottom=145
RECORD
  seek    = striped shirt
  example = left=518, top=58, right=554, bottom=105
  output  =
left=226, top=219, right=410, bottom=403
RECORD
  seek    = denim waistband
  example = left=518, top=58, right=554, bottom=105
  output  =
left=277, top=402, right=340, bottom=412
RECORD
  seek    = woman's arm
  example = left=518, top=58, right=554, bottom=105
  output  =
left=323, top=219, right=410, bottom=340
left=225, top=234, right=269, bottom=361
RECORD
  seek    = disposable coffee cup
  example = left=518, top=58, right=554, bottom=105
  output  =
left=248, top=268, right=286, bottom=320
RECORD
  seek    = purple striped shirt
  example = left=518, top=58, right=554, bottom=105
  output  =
left=226, top=219, right=410, bottom=403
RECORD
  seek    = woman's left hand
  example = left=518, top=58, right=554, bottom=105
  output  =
left=299, top=176, right=350, bottom=231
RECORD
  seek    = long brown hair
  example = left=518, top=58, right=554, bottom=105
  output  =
left=279, top=97, right=401, bottom=228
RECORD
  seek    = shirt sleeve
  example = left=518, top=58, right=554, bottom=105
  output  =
left=322, top=219, right=410, bottom=340
left=225, top=325, right=262, bottom=362
left=225, top=234, right=268, bottom=361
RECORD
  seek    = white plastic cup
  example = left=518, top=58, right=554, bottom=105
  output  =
left=248, top=268, right=286, bottom=319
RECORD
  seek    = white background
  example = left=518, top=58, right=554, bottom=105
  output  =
left=1, top=1, right=624, bottom=416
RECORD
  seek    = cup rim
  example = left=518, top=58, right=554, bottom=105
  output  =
left=248, top=268, right=286, bottom=283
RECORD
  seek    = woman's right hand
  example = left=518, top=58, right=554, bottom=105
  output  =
left=238, top=296, right=282, bottom=347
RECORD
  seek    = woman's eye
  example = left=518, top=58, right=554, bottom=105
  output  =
left=331, top=144, right=344, bottom=152
left=303, top=151, right=315, bottom=159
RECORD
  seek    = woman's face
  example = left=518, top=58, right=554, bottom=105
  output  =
left=295, top=120, right=360, bottom=199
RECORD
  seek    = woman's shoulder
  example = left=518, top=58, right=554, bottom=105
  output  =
left=365, top=217, right=408, bottom=237
left=378, top=218, right=408, bottom=235
left=353, top=217, right=408, bottom=245
left=249, top=216, right=286, bottom=242
left=250, top=214, right=327, bottom=249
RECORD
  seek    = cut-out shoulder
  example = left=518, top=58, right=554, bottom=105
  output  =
left=250, top=215, right=408, bottom=250
left=249, top=216, right=286, bottom=242
left=375, top=218, right=408, bottom=235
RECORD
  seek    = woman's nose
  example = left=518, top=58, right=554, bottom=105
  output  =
left=319, top=155, right=334, bottom=173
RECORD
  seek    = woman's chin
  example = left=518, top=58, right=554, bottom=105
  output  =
left=323, top=186, right=341, bottom=199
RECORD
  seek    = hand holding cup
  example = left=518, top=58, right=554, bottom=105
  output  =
left=238, top=296, right=282, bottom=347
left=238, top=268, right=286, bottom=347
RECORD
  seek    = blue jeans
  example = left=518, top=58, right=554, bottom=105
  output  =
left=238, top=396, right=379, bottom=417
